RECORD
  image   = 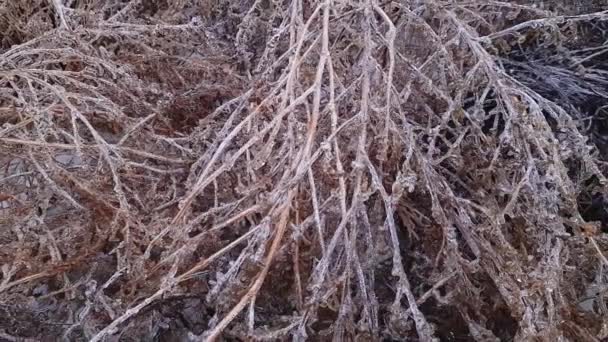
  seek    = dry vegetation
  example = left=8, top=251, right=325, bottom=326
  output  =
left=2, top=0, right=608, bottom=341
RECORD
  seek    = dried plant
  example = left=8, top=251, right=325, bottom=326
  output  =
left=1, top=0, right=608, bottom=341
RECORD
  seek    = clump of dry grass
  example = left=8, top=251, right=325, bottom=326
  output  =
left=1, top=1, right=608, bottom=341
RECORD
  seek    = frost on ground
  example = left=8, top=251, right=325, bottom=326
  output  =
left=1, top=1, right=608, bottom=341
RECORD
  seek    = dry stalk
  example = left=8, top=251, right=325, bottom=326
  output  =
left=1, top=0, right=608, bottom=341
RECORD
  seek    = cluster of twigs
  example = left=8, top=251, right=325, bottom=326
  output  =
left=2, top=0, right=608, bottom=340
